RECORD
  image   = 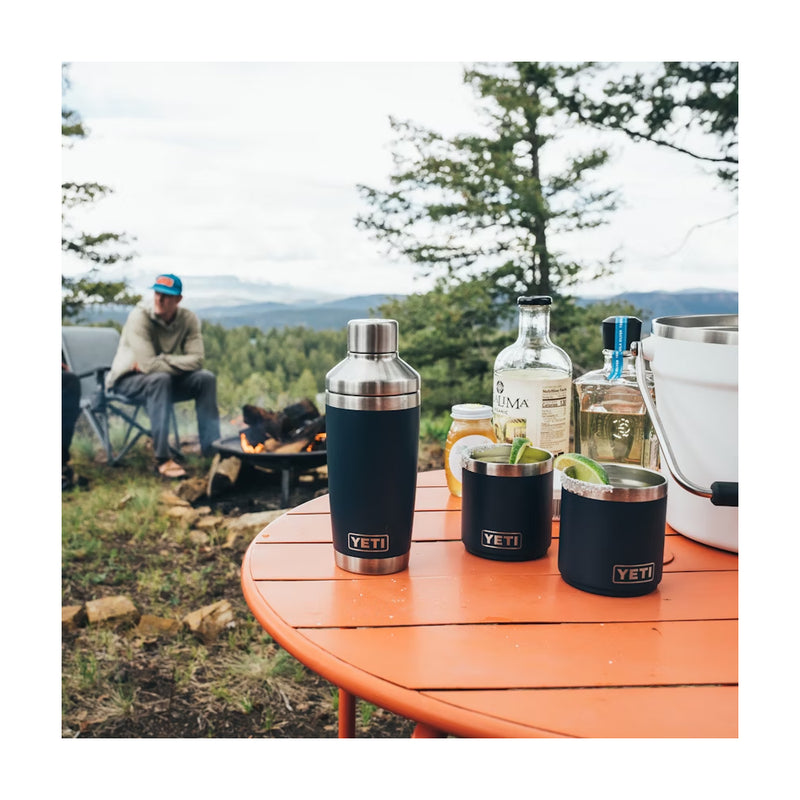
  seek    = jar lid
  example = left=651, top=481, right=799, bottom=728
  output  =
left=450, top=403, right=493, bottom=420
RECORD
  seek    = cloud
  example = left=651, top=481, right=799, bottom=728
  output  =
left=62, top=62, right=737, bottom=298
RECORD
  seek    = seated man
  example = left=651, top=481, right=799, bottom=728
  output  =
left=106, top=273, right=221, bottom=478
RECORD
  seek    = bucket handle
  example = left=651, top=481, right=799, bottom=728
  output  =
left=632, top=342, right=738, bottom=507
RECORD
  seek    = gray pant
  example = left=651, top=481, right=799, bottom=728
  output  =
left=113, top=369, right=221, bottom=459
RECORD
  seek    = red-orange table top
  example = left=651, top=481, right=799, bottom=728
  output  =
left=241, top=469, right=738, bottom=738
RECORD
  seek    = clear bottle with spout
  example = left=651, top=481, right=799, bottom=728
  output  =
left=573, top=315, right=659, bottom=469
left=492, top=296, right=572, bottom=456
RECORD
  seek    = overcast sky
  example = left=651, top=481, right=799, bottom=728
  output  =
left=61, top=61, right=738, bottom=301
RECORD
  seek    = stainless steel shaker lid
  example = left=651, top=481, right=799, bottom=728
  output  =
left=347, top=319, right=398, bottom=354
left=326, top=318, right=420, bottom=407
left=651, top=314, right=738, bottom=345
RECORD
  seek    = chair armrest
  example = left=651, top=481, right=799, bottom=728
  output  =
left=75, top=366, right=110, bottom=383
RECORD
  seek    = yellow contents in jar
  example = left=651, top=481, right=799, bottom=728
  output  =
left=444, top=403, right=497, bottom=497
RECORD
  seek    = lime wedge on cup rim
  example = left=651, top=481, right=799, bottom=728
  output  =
left=507, top=437, right=550, bottom=464
left=508, top=437, right=532, bottom=464
left=553, top=453, right=610, bottom=485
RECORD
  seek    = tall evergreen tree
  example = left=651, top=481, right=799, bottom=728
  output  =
left=62, top=63, right=140, bottom=320
left=563, top=62, right=738, bottom=188
left=356, top=61, right=621, bottom=308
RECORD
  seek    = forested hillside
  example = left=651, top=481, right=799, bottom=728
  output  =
left=200, top=323, right=346, bottom=418
left=198, top=294, right=649, bottom=420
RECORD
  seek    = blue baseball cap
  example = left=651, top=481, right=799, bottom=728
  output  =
left=151, top=274, right=183, bottom=296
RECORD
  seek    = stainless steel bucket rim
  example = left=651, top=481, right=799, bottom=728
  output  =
left=651, top=313, right=738, bottom=345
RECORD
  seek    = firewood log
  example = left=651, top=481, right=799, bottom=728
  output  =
left=283, top=398, right=320, bottom=429
left=242, top=405, right=287, bottom=439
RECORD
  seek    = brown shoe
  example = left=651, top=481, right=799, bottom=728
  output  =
left=155, top=459, right=187, bottom=479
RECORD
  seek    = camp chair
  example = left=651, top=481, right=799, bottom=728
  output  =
left=61, top=325, right=181, bottom=465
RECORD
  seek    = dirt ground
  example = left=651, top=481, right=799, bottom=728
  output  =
left=62, top=440, right=444, bottom=739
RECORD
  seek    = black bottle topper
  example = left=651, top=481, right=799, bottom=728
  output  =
left=602, top=316, right=643, bottom=352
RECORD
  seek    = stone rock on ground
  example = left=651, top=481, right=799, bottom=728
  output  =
left=159, top=490, right=191, bottom=507
left=188, top=530, right=210, bottom=546
left=182, top=599, right=234, bottom=644
left=85, top=595, right=140, bottom=625
left=176, top=477, right=207, bottom=504
left=165, top=506, right=202, bottom=527
left=62, top=605, right=86, bottom=631
left=223, top=509, right=287, bottom=536
left=136, top=614, right=181, bottom=638
left=195, top=516, right=222, bottom=530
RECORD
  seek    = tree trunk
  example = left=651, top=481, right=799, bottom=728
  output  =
left=526, top=96, right=551, bottom=296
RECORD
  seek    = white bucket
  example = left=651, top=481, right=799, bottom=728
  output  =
left=636, top=315, right=738, bottom=553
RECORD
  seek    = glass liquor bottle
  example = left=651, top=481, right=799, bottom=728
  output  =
left=573, top=315, right=659, bottom=469
left=492, top=296, right=572, bottom=456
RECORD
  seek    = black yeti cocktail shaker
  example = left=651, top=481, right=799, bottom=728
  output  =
left=325, top=319, right=421, bottom=574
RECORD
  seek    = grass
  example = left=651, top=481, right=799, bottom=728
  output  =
left=62, top=423, right=422, bottom=738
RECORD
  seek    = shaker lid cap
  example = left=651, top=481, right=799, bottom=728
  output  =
left=347, top=319, right=398, bottom=354
left=517, top=296, right=552, bottom=306
left=602, top=316, right=643, bottom=350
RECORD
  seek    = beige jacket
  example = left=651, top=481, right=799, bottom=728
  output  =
left=106, top=303, right=205, bottom=389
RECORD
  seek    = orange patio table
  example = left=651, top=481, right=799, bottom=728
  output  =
left=241, top=469, right=738, bottom=738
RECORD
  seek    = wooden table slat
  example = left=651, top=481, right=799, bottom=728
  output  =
left=421, top=686, right=738, bottom=738
left=302, top=620, right=737, bottom=690
left=254, top=569, right=737, bottom=628
left=247, top=537, right=739, bottom=581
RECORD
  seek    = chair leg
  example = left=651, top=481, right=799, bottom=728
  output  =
left=81, top=408, right=113, bottom=464
left=169, top=406, right=182, bottom=459
left=112, top=406, right=146, bottom=465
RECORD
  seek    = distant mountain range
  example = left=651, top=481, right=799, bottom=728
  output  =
left=79, top=287, right=738, bottom=332
left=576, top=289, right=739, bottom=329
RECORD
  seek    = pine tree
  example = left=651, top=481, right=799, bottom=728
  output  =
left=563, top=62, right=738, bottom=188
left=356, top=61, right=621, bottom=308
left=62, top=63, right=140, bottom=320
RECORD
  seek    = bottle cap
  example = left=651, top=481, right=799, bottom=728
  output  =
left=602, top=316, right=643, bottom=351
left=347, top=319, right=398, bottom=354
left=451, top=403, right=493, bottom=420
left=518, top=296, right=552, bottom=306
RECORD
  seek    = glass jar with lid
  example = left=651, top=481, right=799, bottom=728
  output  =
left=444, top=403, right=496, bottom=497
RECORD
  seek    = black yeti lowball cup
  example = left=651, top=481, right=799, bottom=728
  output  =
left=557, top=463, right=668, bottom=597
left=461, top=443, right=553, bottom=562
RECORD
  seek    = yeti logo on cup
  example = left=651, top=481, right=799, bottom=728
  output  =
left=612, top=562, right=655, bottom=583
left=481, top=530, right=522, bottom=550
left=348, top=533, right=389, bottom=552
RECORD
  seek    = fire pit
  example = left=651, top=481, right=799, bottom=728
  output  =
left=211, top=398, right=327, bottom=507
left=211, top=437, right=327, bottom=507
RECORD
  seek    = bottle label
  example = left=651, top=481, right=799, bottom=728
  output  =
left=447, top=434, right=495, bottom=483
left=492, top=369, right=571, bottom=454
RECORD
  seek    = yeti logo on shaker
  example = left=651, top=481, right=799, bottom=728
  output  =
left=348, top=533, right=390, bottom=552
left=481, top=530, right=522, bottom=550
left=612, top=562, right=655, bottom=583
